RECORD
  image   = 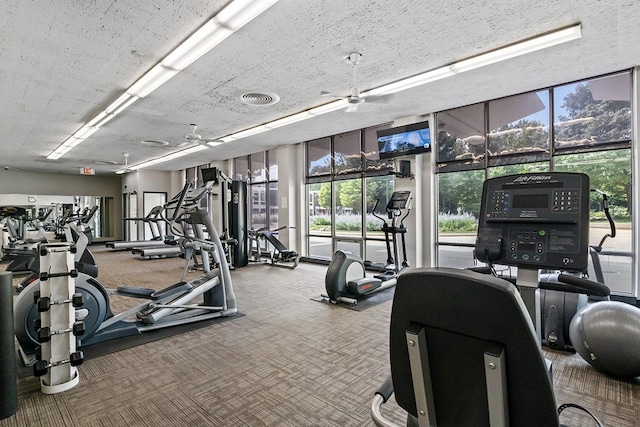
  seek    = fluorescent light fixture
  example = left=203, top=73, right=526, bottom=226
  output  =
left=49, top=0, right=282, bottom=161
left=105, top=93, right=134, bottom=114
left=86, top=111, right=110, bottom=128
left=451, top=24, right=582, bottom=73
left=365, top=66, right=455, bottom=96
left=62, top=137, right=84, bottom=148
left=266, top=111, right=312, bottom=129
left=308, top=99, right=349, bottom=115
left=216, top=0, right=280, bottom=30
left=72, top=125, right=99, bottom=140
left=109, top=95, right=139, bottom=116
left=120, top=144, right=209, bottom=172
left=126, top=64, right=180, bottom=98
left=224, top=124, right=270, bottom=141
left=162, top=23, right=234, bottom=70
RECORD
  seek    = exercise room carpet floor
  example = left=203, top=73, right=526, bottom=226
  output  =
left=2, top=245, right=640, bottom=426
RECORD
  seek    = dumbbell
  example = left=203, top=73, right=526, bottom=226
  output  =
left=39, top=269, right=78, bottom=281
left=33, top=351, right=85, bottom=377
left=36, top=292, right=84, bottom=312
left=37, top=321, right=86, bottom=343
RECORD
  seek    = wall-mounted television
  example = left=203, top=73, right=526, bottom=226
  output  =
left=376, top=120, right=431, bottom=159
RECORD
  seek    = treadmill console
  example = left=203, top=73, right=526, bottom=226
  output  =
left=475, top=173, right=589, bottom=271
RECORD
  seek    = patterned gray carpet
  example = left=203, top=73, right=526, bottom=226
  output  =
left=2, top=246, right=639, bottom=426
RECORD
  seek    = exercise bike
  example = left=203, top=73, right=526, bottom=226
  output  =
left=13, top=181, right=237, bottom=366
left=324, top=191, right=411, bottom=305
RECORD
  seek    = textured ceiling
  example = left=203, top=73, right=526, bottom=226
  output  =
left=1, top=0, right=640, bottom=175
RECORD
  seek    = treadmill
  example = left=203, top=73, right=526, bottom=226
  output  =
left=107, top=205, right=165, bottom=250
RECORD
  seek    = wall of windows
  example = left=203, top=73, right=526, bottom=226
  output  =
left=305, top=126, right=397, bottom=263
left=435, top=70, right=634, bottom=295
left=233, top=149, right=279, bottom=232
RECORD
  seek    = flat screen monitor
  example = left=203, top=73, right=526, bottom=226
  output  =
left=377, top=121, right=431, bottom=159
left=200, top=167, right=219, bottom=184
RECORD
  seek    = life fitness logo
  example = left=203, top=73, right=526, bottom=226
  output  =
left=513, top=175, right=552, bottom=183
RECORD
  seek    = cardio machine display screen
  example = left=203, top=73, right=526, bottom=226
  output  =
left=512, top=194, right=548, bottom=209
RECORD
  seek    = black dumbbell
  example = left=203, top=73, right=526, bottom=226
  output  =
left=37, top=327, right=52, bottom=343
left=33, top=351, right=84, bottom=377
left=33, top=359, right=49, bottom=377
left=37, top=296, right=51, bottom=312
left=72, top=292, right=83, bottom=307
left=72, top=321, right=85, bottom=336
left=37, top=293, right=83, bottom=312
left=69, top=351, right=84, bottom=366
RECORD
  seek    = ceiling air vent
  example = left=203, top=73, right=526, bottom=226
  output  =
left=235, top=90, right=280, bottom=106
left=140, top=139, right=170, bottom=147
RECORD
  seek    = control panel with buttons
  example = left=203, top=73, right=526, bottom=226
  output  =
left=475, top=173, right=590, bottom=271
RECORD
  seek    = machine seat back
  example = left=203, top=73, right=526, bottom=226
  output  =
left=390, top=267, right=559, bottom=426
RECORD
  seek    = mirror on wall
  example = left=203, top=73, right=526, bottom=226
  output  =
left=0, top=194, right=115, bottom=241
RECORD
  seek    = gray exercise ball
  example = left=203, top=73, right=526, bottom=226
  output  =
left=569, top=301, right=640, bottom=378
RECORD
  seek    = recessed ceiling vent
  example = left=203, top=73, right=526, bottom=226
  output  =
left=235, top=90, right=280, bottom=106
left=94, top=160, right=119, bottom=165
left=140, top=139, right=170, bottom=147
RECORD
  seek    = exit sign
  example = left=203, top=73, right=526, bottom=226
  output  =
left=80, top=167, right=95, bottom=175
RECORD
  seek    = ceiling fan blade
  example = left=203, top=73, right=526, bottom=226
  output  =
left=200, top=139, right=224, bottom=148
left=363, top=93, right=395, bottom=104
left=345, top=103, right=360, bottom=113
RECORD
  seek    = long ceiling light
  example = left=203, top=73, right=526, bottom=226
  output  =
left=121, top=23, right=582, bottom=172
left=48, top=0, right=280, bottom=161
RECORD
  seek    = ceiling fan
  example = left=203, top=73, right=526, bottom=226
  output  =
left=120, top=152, right=132, bottom=173
left=179, top=124, right=223, bottom=148
left=321, top=52, right=394, bottom=112
left=112, top=152, right=132, bottom=174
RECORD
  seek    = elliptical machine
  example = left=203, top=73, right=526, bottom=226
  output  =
left=13, top=181, right=237, bottom=366
left=324, top=191, right=411, bottom=305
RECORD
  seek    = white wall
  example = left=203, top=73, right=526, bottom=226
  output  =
left=121, top=170, right=178, bottom=237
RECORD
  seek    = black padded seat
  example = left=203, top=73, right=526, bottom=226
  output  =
left=389, top=267, right=559, bottom=426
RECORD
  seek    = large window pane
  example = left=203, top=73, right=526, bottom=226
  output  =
left=365, top=175, right=395, bottom=237
left=488, top=162, right=549, bottom=178
left=438, top=245, right=477, bottom=269
left=436, top=103, right=485, bottom=172
left=250, top=152, right=266, bottom=183
left=590, top=253, right=633, bottom=294
left=250, top=183, right=267, bottom=230
left=553, top=72, right=632, bottom=152
left=437, top=170, right=484, bottom=245
left=334, top=179, right=362, bottom=236
left=308, top=182, right=331, bottom=236
left=335, top=239, right=362, bottom=258
left=234, top=156, right=249, bottom=181
left=308, top=236, right=332, bottom=259
left=488, top=90, right=550, bottom=166
left=334, top=130, right=362, bottom=176
left=363, top=124, right=394, bottom=173
left=269, top=182, right=278, bottom=231
left=554, top=149, right=632, bottom=252
left=268, top=149, right=278, bottom=181
left=365, top=239, right=388, bottom=266
left=307, top=137, right=332, bottom=177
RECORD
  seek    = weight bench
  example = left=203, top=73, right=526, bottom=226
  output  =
left=372, top=267, right=564, bottom=426
left=258, top=230, right=299, bottom=269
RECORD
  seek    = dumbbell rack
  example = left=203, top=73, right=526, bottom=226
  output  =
left=32, top=243, right=84, bottom=394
